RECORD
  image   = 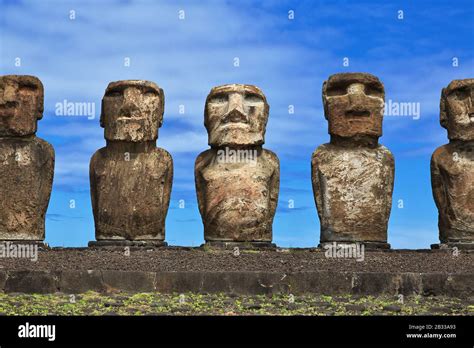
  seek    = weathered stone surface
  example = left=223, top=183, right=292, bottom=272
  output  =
left=398, top=273, right=422, bottom=296
left=351, top=273, right=399, bottom=295
left=422, top=272, right=474, bottom=297
left=312, top=73, right=394, bottom=246
left=0, top=270, right=7, bottom=291
left=156, top=272, right=232, bottom=293
left=382, top=304, right=401, bottom=312
left=88, top=239, right=167, bottom=249
left=0, top=75, right=54, bottom=241
left=90, top=80, right=173, bottom=242
left=226, top=272, right=285, bottom=295
left=444, top=274, right=474, bottom=297
left=431, top=79, right=474, bottom=248
left=288, top=271, right=353, bottom=294
left=101, top=270, right=156, bottom=292
left=5, top=270, right=58, bottom=293
left=203, top=241, right=276, bottom=250
left=195, top=84, right=279, bottom=243
left=421, top=273, right=450, bottom=297
left=1, top=270, right=470, bottom=297
left=59, top=270, right=105, bottom=293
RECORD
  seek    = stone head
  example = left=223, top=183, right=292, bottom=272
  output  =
left=440, top=78, right=474, bottom=141
left=0, top=75, right=44, bottom=137
left=204, top=84, right=269, bottom=147
left=101, top=80, right=164, bottom=142
left=322, top=73, right=385, bottom=140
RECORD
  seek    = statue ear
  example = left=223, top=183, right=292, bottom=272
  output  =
left=36, top=95, right=44, bottom=120
left=440, top=88, right=448, bottom=129
left=204, top=95, right=210, bottom=130
left=100, top=98, right=105, bottom=128
left=36, top=83, right=44, bottom=120
left=322, top=80, right=329, bottom=120
left=263, top=99, right=270, bottom=127
left=159, top=88, right=165, bottom=127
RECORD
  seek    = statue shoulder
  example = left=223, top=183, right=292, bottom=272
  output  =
left=312, top=143, right=330, bottom=161
left=155, top=147, right=173, bottom=164
left=431, top=144, right=449, bottom=165
left=195, top=149, right=213, bottom=170
left=262, top=148, right=279, bottom=165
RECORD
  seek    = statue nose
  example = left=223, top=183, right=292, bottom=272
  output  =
left=223, top=108, right=248, bottom=123
left=468, top=106, right=474, bottom=119
left=468, top=91, right=474, bottom=119
left=0, top=85, right=17, bottom=105
left=469, top=90, right=474, bottom=115
left=120, top=101, right=139, bottom=117
left=228, top=94, right=244, bottom=114
left=348, top=93, right=368, bottom=113
left=0, top=87, right=18, bottom=116
left=119, top=88, right=142, bottom=117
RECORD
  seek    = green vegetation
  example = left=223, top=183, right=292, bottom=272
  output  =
left=0, top=292, right=471, bottom=316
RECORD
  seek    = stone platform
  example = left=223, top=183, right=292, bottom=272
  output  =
left=88, top=240, right=168, bottom=249
left=0, top=248, right=472, bottom=297
left=431, top=242, right=474, bottom=250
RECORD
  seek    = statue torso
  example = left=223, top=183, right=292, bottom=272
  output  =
left=91, top=146, right=172, bottom=240
left=432, top=143, right=474, bottom=240
left=312, top=143, right=394, bottom=242
left=0, top=137, right=54, bottom=240
left=196, top=148, right=278, bottom=241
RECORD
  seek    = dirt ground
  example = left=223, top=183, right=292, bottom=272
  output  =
left=0, top=248, right=472, bottom=273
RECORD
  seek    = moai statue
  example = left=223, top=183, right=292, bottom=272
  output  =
left=195, top=84, right=280, bottom=249
left=431, top=79, right=474, bottom=250
left=0, top=75, right=54, bottom=243
left=312, top=73, right=394, bottom=249
left=89, top=80, right=173, bottom=247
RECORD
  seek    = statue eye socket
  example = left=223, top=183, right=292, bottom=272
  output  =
left=365, top=86, right=384, bottom=97
left=208, top=93, right=228, bottom=104
left=325, top=87, right=347, bottom=96
left=20, top=84, right=38, bottom=92
left=106, top=90, right=122, bottom=97
left=453, top=89, right=469, bottom=100
left=245, top=93, right=263, bottom=103
left=144, top=89, right=158, bottom=97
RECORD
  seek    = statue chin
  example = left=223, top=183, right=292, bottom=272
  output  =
left=447, top=125, right=474, bottom=142
left=105, top=130, right=157, bottom=143
left=209, top=131, right=264, bottom=147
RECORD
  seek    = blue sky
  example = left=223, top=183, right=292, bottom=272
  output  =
left=1, top=0, right=473, bottom=248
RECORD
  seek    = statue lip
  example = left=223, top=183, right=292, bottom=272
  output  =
left=219, top=122, right=250, bottom=129
left=345, top=110, right=370, bottom=117
left=222, top=109, right=249, bottom=124
left=116, top=116, right=146, bottom=121
left=0, top=110, right=16, bottom=118
left=0, top=102, right=19, bottom=116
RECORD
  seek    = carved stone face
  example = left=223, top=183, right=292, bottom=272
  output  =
left=101, top=80, right=164, bottom=142
left=204, top=84, right=269, bottom=147
left=440, top=79, right=474, bottom=142
left=0, top=75, right=44, bottom=137
left=323, top=73, right=384, bottom=139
